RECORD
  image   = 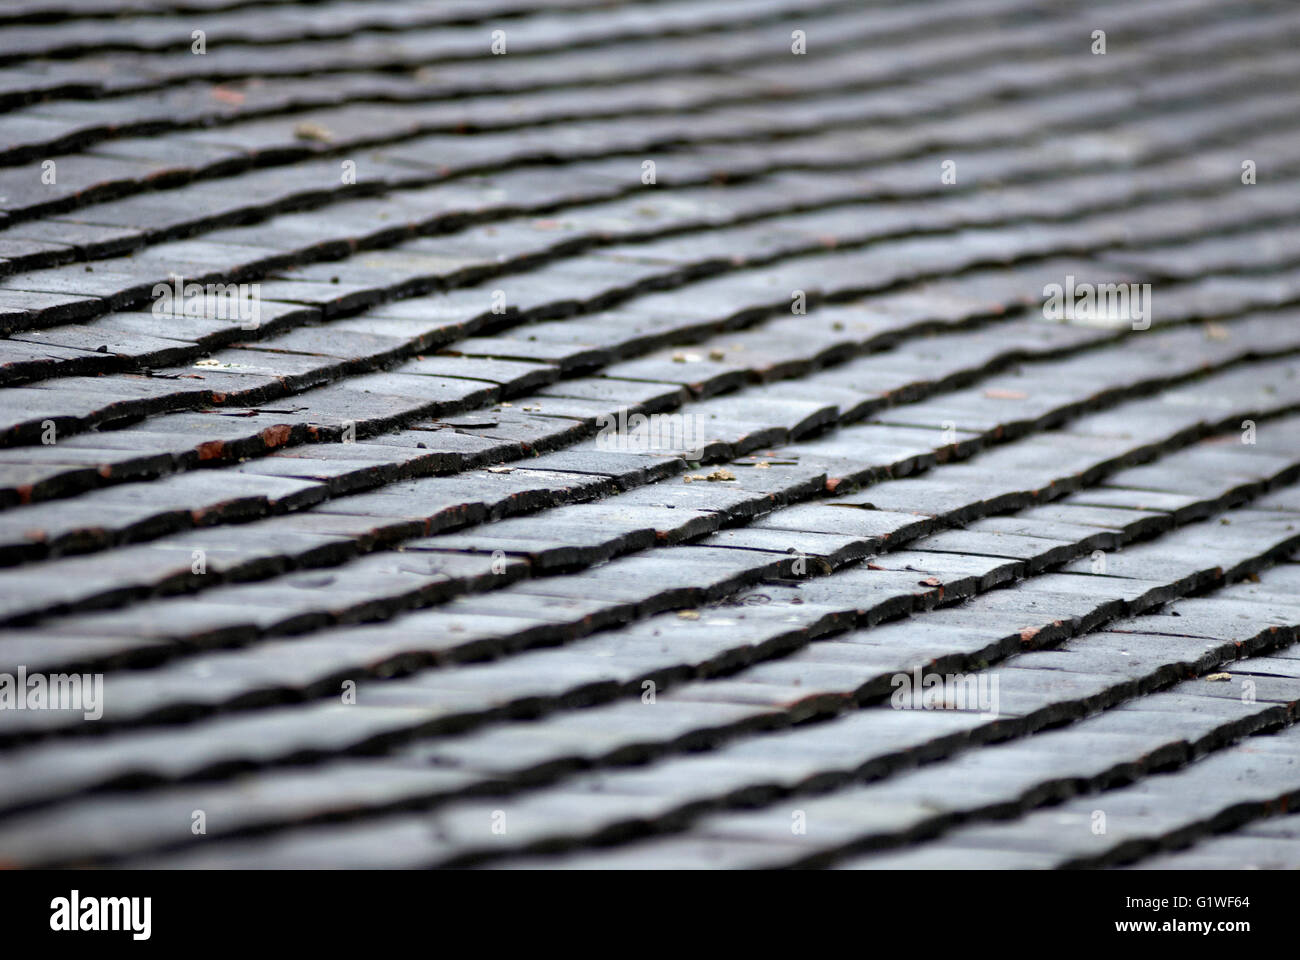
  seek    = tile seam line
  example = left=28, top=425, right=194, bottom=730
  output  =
left=769, top=626, right=1300, bottom=869
left=655, top=641, right=1300, bottom=873
left=0, top=0, right=798, bottom=29
left=2, top=256, right=1297, bottom=627
left=0, top=0, right=1262, bottom=165
left=0, top=33, right=1286, bottom=293
left=10, top=102, right=1300, bottom=394
left=0, top=0, right=881, bottom=65
left=51, top=498, right=1300, bottom=868
left=0, top=183, right=1292, bottom=533
left=430, top=542, right=1300, bottom=870
left=1, top=26, right=1284, bottom=232
left=1059, top=789, right=1300, bottom=870
left=806, top=679, right=1300, bottom=872
left=4, top=270, right=1297, bottom=626
left=2, top=58, right=1291, bottom=361
left=8, top=361, right=1299, bottom=749
left=0, top=252, right=1295, bottom=581
left=13, top=423, right=1300, bottom=814
left=0, top=0, right=1114, bottom=94
left=0, top=0, right=812, bottom=30
left=0, top=0, right=1068, bottom=118
left=4, top=138, right=1296, bottom=461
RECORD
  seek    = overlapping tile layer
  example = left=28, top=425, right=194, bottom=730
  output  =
left=1, top=0, right=1299, bottom=870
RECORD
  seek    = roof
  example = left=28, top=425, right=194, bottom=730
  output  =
left=1, top=0, right=1300, bottom=870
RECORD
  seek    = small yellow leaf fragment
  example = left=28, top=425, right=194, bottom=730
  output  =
left=294, top=122, right=335, bottom=143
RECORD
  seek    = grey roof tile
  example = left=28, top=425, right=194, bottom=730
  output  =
left=3, top=0, right=1300, bottom=871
